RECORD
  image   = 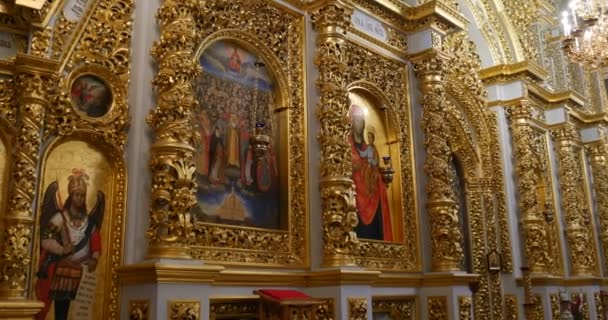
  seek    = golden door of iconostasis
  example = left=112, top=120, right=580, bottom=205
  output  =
left=0, top=1, right=133, bottom=320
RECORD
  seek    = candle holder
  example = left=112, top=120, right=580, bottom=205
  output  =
left=251, top=122, right=271, bottom=161
left=380, top=156, right=394, bottom=186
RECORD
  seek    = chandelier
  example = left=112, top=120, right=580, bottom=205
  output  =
left=561, top=0, right=608, bottom=68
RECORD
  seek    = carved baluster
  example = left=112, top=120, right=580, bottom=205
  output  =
left=587, top=136, right=608, bottom=271
left=311, top=2, right=359, bottom=267
left=552, top=124, right=597, bottom=276
left=507, top=104, right=552, bottom=274
left=146, top=0, right=201, bottom=259
left=0, top=54, right=57, bottom=301
left=411, top=51, right=463, bottom=271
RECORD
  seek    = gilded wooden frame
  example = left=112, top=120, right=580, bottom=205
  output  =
left=344, top=39, right=420, bottom=271
left=185, top=0, right=308, bottom=267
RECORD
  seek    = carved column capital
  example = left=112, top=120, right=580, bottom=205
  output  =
left=0, top=54, right=58, bottom=299
left=311, top=1, right=353, bottom=38
left=410, top=50, right=450, bottom=79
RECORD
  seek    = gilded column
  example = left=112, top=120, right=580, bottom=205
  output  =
left=311, top=2, right=359, bottom=267
left=0, top=54, right=57, bottom=301
left=411, top=51, right=463, bottom=271
left=146, top=0, right=201, bottom=259
left=508, top=103, right=552, bottom=274
left=553, top=124, right=597, bottom=276
left=587, top=135, right=608, bottom=270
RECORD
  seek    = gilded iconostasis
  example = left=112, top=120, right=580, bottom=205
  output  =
left=0, top=0, right=607, bottom=319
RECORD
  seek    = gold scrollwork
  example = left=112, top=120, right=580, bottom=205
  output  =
left=348, top=297, right=368, bottom=320
left=372, top=296, right=416, bottom=319
left=428, top=296, right=448, bottom=320
left=169, top=300, right=200, bottom=320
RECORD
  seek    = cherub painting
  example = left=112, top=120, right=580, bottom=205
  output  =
left=35, top=168, right=105, bottom=320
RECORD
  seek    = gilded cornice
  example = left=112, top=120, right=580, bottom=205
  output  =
left=117, top=263, right=482, bottom=288
left=480, top=61, right=547, bottom=84
left=293, top=0, right=467, bottom=34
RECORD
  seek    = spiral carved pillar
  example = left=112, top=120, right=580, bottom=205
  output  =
left=311, top=2, right=359, bottom=267
left=0, top=54, right=57, bottom=312
left=587, top=136, right=608, bottom=270
left=411, top=51, right=463, bottom=272
left=146, top=0, right=201, bottom=259
left=552, top=124, right=597, bottom=276
left=507, top=104, right=553, bottom=274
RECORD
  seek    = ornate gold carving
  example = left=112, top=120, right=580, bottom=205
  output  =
left=0, top=55, right=57, bottom=299
left=458, top=296, right=472, bottom=320
left=348, top=297, right=368, bottom=320
left=412, top=50, right=463, bottom=272
left=372, top=296, right=416, bottom=319
left=186, top=0, right=307, bottom=266
left=210, top=298, right=259, bottom=319
left=595, top=292, right=605, bottom=320
left=443, top=31, right=510, bottom=320
left=312, top=2, right=359, bottom=267
left=169, top=300, right=200, bottom=320
left=0, top=77, right=17, bottom=128
left=507, top=104, right=562, bottom=276
left=146, top=0, right=200, bottom=259
left=587, top=136, right=608, bottom=270
left=428, top=296, right=448, bottom=320
left=129, top=300, right=150, bottom=320
left=315, top=298, right=335, bottom=320
left=550, top=294, right=560, bottom=320
left=532, top=294, right=544, bottom=320
left=504, top=294, right=518, bottom=320
left=553, top=124, right=597, bottom=276
left=502, top=0, right=540, bottom=62
left=29, top=26, right=51, bottom=57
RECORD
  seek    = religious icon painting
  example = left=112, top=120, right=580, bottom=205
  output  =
left=348, top=90, right=404, bottom=244
left=70, top=74, right=113, bottom=118
left=192, top=39, right=284, bottom=230
left=32, top=139, right=122, bottom=320
left=187, top=20, right=307, bottom=267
